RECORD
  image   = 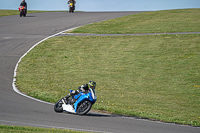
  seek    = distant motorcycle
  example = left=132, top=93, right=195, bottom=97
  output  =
left=68, top=2, right=74, bottom=13
left=18, top=6, right=26, bottom=17
left=54, top=88, right=97, bottom=115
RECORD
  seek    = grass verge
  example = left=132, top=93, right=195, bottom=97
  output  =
left=71, top=8, right=200, bottom=34
left=16, top=34, right=200, bottom=126
left=0, top=10, right=60, bottom=17
left=0, top=125, right=91, bottom=133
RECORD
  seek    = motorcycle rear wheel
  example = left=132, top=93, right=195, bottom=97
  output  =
left=54, top=98, right=64, bottom=113
left=76, top=100, right=92, bottom=115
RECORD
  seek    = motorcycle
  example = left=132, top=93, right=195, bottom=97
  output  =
left=18, top=6, right=26, bottom=17
left=54, top=88, right=97, bottom=115
left=68, top=2, right=74, bottom=13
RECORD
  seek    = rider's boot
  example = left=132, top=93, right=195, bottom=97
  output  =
left=64, top=94, right=70, bottom=104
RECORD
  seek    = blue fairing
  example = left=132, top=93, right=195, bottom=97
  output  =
left=70, top=89, right=97, bottom=112
left=74, top=94, right=88, bottom=112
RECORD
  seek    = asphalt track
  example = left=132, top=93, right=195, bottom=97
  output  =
left=0, top=11, right=200, bottom=133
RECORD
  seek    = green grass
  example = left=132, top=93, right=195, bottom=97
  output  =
left=15, top=8, right=200, bottom=127
left=0, top=10, right=81, bottom=17
left=0, top=125, right=90, bottom=133
left=16, top=34, right=200, bottom=126
left=0, top=10, right=50, bottom=17
left=71, top=8, right=200, bottom=34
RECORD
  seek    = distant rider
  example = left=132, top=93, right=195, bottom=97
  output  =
left=20, top=0, right=27, bottom=13
left=68, top=0, right=76, bottom=10
left=64, top=81, right=96, bottom=101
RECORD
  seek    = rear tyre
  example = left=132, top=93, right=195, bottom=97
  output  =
left=54, top=98, right=63, bottom=113
left=22, top=10, right=26, bottom=17
left=76, top=100, right=92, bottom=115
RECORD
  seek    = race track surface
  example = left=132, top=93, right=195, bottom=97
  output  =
left=0, top=11, right=200, bottom=133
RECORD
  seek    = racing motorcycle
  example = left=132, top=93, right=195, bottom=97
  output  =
left=68, top=2, right=74, bottom=13
left=54, top=88, right=97, bottom=115
left=18, top=6, right=26, bottom=17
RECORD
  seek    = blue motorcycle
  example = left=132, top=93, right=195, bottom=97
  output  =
left=54, top=88, right=97, bottom=115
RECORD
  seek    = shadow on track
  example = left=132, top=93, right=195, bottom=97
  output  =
left=24, top=16, right=36, bottom=17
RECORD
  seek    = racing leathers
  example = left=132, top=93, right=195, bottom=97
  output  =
left=64, top=84, right=89, bottom=100
left=68, top=0, right=76, bottom=10
left=20, top=1, right=27, bottom=13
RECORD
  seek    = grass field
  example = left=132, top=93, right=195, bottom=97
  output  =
left=15, top=9, right=200, bottom=126
left=0, top=10, right=80, bottom=17
left=71, top=9, right=200, bottom=34
left=16, top=34, right=200, bottom=126
left=0, top=125, right=90, bottom=133
left=0, top=10, right=49, bottom=17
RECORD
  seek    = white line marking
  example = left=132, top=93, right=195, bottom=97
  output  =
left=12, top=27, right=80, bottom=104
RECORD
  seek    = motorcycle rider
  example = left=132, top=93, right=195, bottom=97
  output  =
left=20, top=0, right=27, bottom=13
left=68, top=0, right=76, bottom=10
left=64, top=80, right=96, bottom=101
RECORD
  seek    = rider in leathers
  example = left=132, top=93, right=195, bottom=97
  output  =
left=20, top=0, right=27, bottom=13
left=64, top=81, right=96, bottom=102
left=68, top=0, right=76, bottom=10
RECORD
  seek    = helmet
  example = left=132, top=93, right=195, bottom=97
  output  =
left=88, top=80, right=96, bottom=89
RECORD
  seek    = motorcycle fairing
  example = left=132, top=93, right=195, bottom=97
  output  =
left=74, top=93, right=89, bottom=112
left=62, top=89, right=97, bottom=114
left=62, top=104, right=75, bottom=113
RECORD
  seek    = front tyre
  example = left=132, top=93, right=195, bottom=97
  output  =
left=20, top=11, right=23, bottom=17
left=69, top=7, right=71, bottom=13
left=77, top=100, right=92, bottom=115
left=54, top=98, right=63, bottom=113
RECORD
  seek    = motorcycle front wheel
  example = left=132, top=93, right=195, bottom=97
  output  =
left=54, top=98, right=63, bottom=113
left=69, top=7, right=74, bottom=13
left=76, top=100, right=92, bottom=115
left=20, top=11, right=23, bottom=17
